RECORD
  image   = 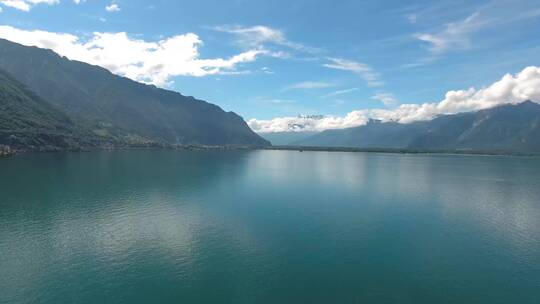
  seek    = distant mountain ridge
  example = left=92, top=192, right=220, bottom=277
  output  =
left=292, top=101, right=540, bottom=153
left=260, top=131, right=318, bottom=146
left=0, top=39, right=269, bottom=148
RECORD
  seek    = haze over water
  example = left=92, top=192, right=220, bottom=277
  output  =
left=1, top=150, right=539, bottom=303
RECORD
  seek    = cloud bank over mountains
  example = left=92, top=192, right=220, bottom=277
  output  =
left=0, top=25, right=264, bottom=86
left=249, top=66, right=540, bottom=133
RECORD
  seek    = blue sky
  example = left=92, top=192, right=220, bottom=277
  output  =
left=1, top=0, right=539, bottom=131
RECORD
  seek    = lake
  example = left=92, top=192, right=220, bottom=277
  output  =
left=1, top=150, right=539, bottom=303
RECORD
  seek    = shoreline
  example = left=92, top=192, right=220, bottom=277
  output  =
left=3, top=144, right=539, bottom=157
left=261, top=145, right=540, bottom=157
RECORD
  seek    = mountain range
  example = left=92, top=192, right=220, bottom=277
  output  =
left=0, top=39, right=269, bottom=150
left=273, top=101, right=540, bottom=153
left=1, top=38, right=539, bottom=154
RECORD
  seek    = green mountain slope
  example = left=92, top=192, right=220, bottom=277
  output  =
left=294, top=101, right=540, bottom=152
left=0, top=39, right=269, bottom=147
left=0, top=68, right=100, bottom=150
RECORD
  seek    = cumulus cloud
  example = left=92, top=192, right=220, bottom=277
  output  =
left=324, top=58, right=383, bottom=87
left=0, top=0, right=58, bottom=11
left=249, top=66, right=540, bottom=133
left=248, top=112, right=370, bottom=133
left=0, top=25, right=266, bottom=86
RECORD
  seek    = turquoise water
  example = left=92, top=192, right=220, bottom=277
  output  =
left=1, top=150, right=539, bottom=303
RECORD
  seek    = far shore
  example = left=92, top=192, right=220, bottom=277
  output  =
left=2, top=143, right=539, bottom=158
left=261, top=145, right=540, bottom=157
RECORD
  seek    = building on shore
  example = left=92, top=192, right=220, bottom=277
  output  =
left=0, top=145, right=14, bottom=156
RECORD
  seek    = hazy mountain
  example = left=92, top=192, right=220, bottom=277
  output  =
left=0, top=39, right=269, bottom=147
left=260, top=131, right=318, bottom=145
left=294, top=101, right=540, bottom=152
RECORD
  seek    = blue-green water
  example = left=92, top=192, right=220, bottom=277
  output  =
left=1, top=150, right=539, bottom=303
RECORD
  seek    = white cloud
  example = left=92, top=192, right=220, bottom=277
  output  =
left=249, top=66, right=540, bottom=133
left=248, top=113, right=370, bottom=133
left=0, top=0, right=58, bottom=11
left=212, top=25, right=283, bottom=47
left=73, top=0, right=85, bottom=4
left=283, top=81, right=336, bottom=91
left=372, top=92, right=398, bottom=107
left=255, top=97, right=296, bottom=105
left=211, top=25, right=322, bottom=54
left=321, top=88, right=358, bottom=99
left=415, top=12, right=486, bottom=54
left=261, top=66, right=274, bottom=74
left=105, top=3, right=120, bottom=12
left=0, top=25, right=265, bottom=86
left=324, top=58, right=384, bottom=87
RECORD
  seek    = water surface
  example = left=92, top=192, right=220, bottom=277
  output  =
left=1, top=150, right=539, bottom=303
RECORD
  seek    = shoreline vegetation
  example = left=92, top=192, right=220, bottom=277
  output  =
left=1, top=143, right=539, bottom=157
